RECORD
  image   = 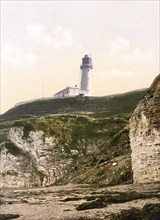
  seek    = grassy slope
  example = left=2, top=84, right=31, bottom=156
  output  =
left=1, top=89, right=147, bottom=120
left=146, top=74, right=160, bottom=128
left=8, top=114, right=130, bottom=184
left=0, top=89, right=147, bottom=186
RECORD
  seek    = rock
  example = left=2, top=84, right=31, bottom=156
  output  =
left=0, top=128, right=70, bottom=187
left=112, top=162, right=118, bottom=166
left=0, top=214, right=20, bottom=220
left=129, top=74, right=160, bottom=184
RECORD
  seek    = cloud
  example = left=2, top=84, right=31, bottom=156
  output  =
left=97, top=68, right=135, bottom=77
left=26, top=24, right=74, bottom=49
left=108, top=68, right=134, bottom=77
left=52, top=27, right=73, bottom=48
left=107, top=36, right=130, bottom=51
left=102, top=35, right=158, bottom=77
left=133, top=47, right=155, bottom=60
left=2, top=44, right=37, bottom=66
left=26, top=23, right=45, bottom=37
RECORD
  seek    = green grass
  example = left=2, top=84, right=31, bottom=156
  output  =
left=5, top=140, right=31, bottom=159
left=6, top=113, right=132, bottom=186
left=2, top=113, right=130, bottom=186
left=12, top=115, right=127, bottom=149
left=150, top=74, right=160, bottom=92
left=0, top=88, right=150, bottom=187
left=1, top=89, right=147, bottom=120
left=2, top=170, right=18, bottom=177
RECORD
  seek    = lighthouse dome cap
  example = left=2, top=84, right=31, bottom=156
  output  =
left=84, top=54, right=90, bottom=57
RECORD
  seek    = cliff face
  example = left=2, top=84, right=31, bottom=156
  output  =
left=130, top=75, right=160, bottom=183
left=0, top=89, right=148, bottom=188
left=0, top=115, right=131, bottom=187
left=1, top=128, right=70, bottom=187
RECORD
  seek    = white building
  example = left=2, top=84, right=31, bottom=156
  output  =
left=54, top=54, right=93, bottom=98
left=53, top=86, right=80, bottom=98
left=14, top=55, right=93, bottom=108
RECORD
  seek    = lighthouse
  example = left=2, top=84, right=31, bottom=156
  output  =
left=54, top=54, right=93, bottom=98
left=80, top=54, right=93, bottom=96
left=16, top=55, right=94, bottom=107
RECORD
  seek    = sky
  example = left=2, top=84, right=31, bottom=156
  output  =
left=1, top=0, right=159, bottom=114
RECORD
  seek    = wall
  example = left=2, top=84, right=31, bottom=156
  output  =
left=54, top=87, right=80, bottom=98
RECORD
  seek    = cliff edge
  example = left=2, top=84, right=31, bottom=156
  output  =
left=130, top=74, right=160, bottom=183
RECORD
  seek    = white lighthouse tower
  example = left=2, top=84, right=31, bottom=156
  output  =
left=53, top=54, right=93, bottom=98
left=80, top=54, right=93, bottom=96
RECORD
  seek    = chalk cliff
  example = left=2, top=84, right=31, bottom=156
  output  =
left=1, top=128, right=70, bottom=187
left=130, top=74, right=160, bottom=183
left=0, top=88, right=148, bottom=188
left=0, top=115, right=131, bottom=187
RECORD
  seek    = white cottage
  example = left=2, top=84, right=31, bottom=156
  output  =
left=54, top=86, right=80, bottom=98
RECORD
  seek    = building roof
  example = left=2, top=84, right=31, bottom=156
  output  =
left=54, top=86, right=79, bottom=96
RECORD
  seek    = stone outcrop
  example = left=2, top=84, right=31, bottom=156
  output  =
left=129, top=74, right=160, bottom=183
left=0, top=114, right=132, bottom=188
left=0, top=127, right=70, bottom=187
left=0, top=85, right=153, bottom=188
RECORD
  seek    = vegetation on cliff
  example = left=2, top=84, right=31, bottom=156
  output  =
left=1, top=89, right=147, bottom=120
left=1, top=76, right=160, bottom=218
left=6, top=114, right=131, bottom=185
left=131, top=74, right=160, bottom=130
left=146, top=74, right=160, bottom=129
left=0, top=88, right=148, bottom=186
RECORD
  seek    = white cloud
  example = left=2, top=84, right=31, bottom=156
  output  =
left=26, top=23, right=45, bottom=37
left=52, top=27, right=73, bottom=48
left=41, top=33, right=54, bottom=45
left=26, top=24, right=74, bottom=49
left=107, top=36, right=130, bottom=51
left=2, top=44, right=37, bottom=66
left=96, top=69, right=135, bottom=77
left=108, top=68, right=134, bottom=77
left=133, top=47, right=155, bottom=60
left=103, top=36, right=158, bottom=77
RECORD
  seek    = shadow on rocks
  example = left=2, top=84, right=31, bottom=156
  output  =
left=0, top=214, right=20, bottom=220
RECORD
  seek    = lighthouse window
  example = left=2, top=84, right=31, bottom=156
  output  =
left=83, top=57, right=90, bottom=64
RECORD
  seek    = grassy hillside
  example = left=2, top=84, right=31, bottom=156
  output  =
left=1, top=114, right=131, bottom=186
left=146, top=74, right=160, bottom=128
left=1, top=89, right=147, bottom=120
left=0, top=89, right=148, bottom=186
